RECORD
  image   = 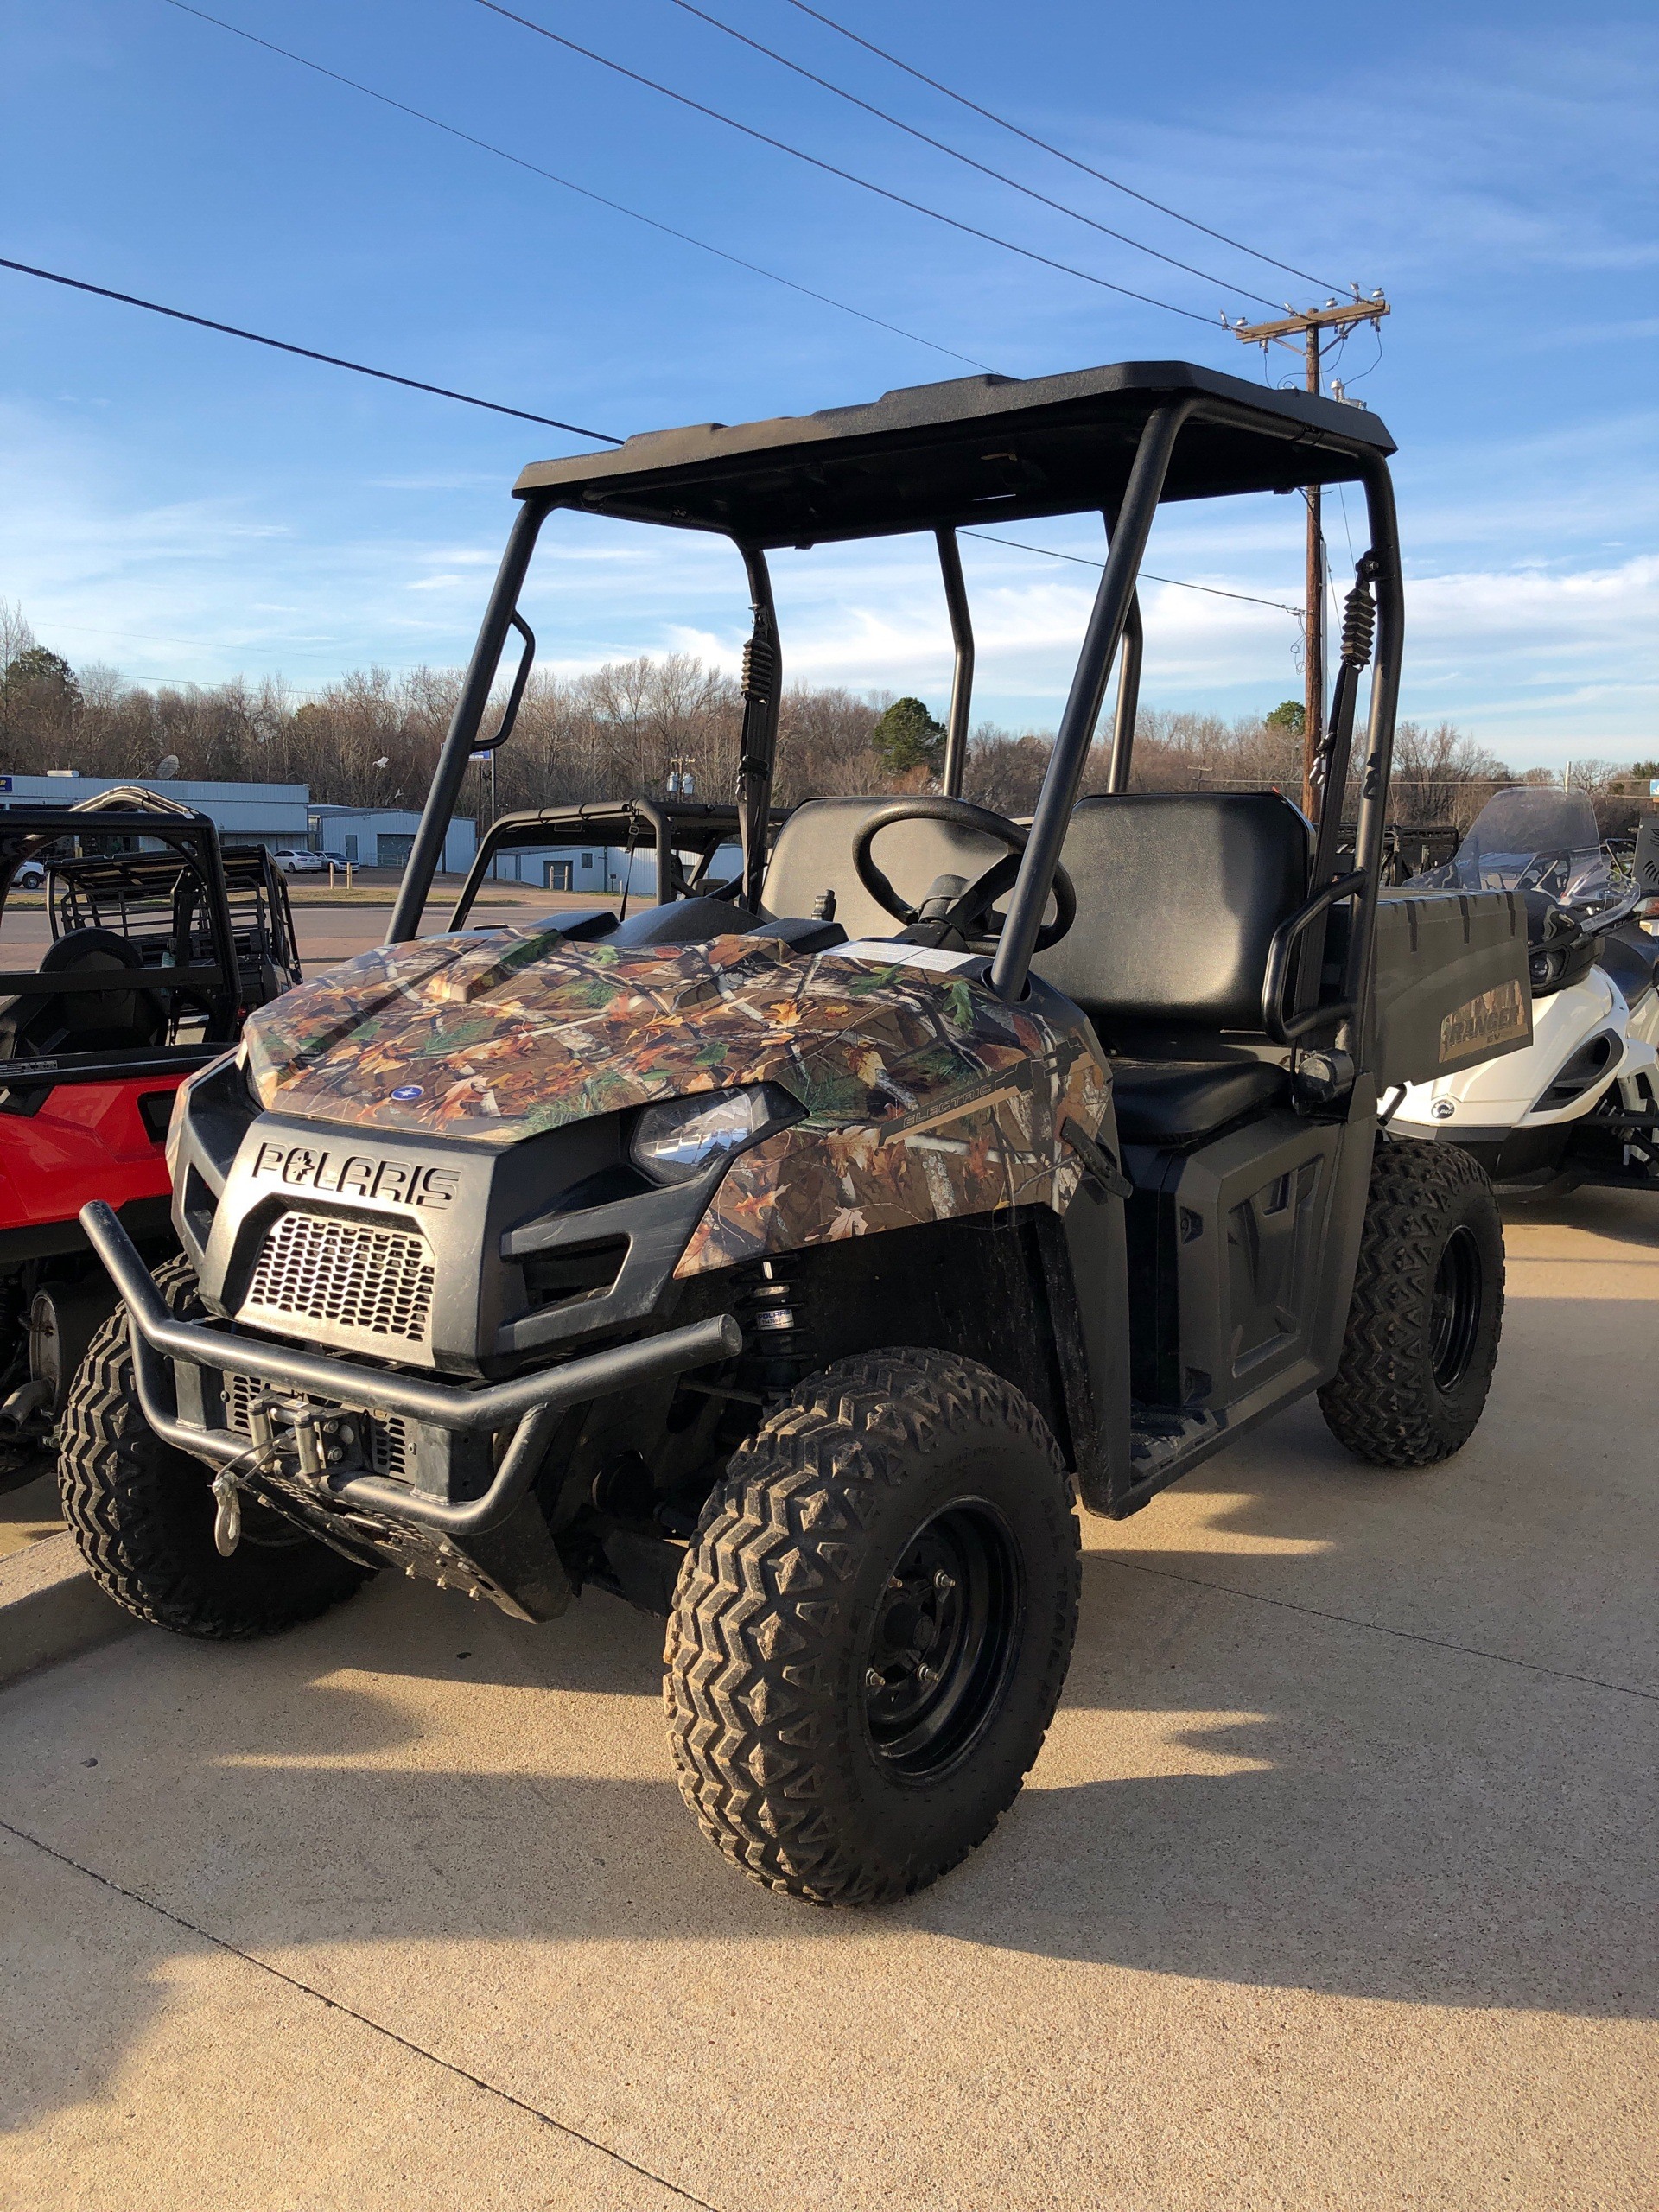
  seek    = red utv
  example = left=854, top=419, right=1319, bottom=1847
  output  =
left=0, top=786, right=300, bottom=1487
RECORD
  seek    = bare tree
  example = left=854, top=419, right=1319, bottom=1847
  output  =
left=8, top=612, right=1621, bottom=855
left=1389, top=722, right=1512, bottom=831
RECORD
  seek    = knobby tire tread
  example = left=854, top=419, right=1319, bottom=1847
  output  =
left=1319, top=1138, right=1503, bottom=1468
left=59, top=1255, right=368, bottom=1637
left=664, top=1350, right=1077, bottom=1907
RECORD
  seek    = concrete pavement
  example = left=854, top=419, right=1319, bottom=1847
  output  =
left=0, top=1471, right=60, bottom=1562
left=2, top=1187, right=1655, bottom=2209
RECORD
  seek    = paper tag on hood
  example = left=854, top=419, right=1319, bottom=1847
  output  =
left=831, top=941, right=982, bottom=974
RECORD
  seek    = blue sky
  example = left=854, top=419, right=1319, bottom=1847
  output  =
left=3, top=0, right=1655, bottom=764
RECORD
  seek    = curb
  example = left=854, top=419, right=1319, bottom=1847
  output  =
left=0, top=1534, right=137, bottom=1692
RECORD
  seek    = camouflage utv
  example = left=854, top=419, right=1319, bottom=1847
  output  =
left=65, top=362, right=1529, bottom=1904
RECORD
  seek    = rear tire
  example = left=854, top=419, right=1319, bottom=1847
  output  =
left=1319, top=1137, right=1504, bottom=1467
left=59, top=1256, right=372, bottom=1638
left=665, top=1350, right=1079, bottom=1906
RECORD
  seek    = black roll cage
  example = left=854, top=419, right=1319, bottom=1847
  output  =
left=387, top=364, right=1402, bottom=1065
left=448, top=796, right=781, bottom=931
left=0, top=786, right=294, bottom=1091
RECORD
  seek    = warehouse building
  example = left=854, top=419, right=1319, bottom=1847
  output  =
left=0, top=774, right=474, bottom=874
left=484, top=838, right=741, bottom=896
left=0, top=772, right=309, bottom=849
left=307, top=804, right=475, bottom=874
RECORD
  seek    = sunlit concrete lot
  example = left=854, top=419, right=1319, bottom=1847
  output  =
left=2, top=1190, right=1655, bottom=2210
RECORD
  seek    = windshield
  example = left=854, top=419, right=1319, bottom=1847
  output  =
left=1406, top=786, right=1610, bottom=904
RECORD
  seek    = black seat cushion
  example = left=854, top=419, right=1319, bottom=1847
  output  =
left=1031, top=791, right=1311, bottom=1027
left=1112, top=1058, right=1290, bottom=1147
left=761, top=796, right=1010, bottom=938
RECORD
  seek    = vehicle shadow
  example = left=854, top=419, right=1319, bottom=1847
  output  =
left=3, top=1294, right=1655, bottom=2142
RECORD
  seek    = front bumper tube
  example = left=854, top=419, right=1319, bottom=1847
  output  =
left=79, top=1200, right=741, bottom=1538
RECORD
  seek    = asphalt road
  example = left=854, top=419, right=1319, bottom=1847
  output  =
left=2, top=1189, right=1654, bottom=2210
left=0, top=882, right=585, bottom=974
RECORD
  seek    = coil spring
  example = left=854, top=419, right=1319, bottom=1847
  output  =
left=1344, top=553, right=1380, bottom=664
left=741, top=631, right=776, bottom=701
left=1340, top=576, right=1376, bottom=670
left=737, top=1258, right=807, bottom=1395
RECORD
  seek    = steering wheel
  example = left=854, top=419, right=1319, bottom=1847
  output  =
left=851, top=797, right=1077, bottom=952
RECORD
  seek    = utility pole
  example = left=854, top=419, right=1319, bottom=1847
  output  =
left=1232, top=293, right=1389, bottom=817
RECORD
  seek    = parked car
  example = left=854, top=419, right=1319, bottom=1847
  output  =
left=10, top=860, right=46, bottom=890
left=270, top=849, right=325, bottom=874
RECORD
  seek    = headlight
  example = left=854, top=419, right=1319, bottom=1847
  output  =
left=630, top=1084, right=802, bottom=1185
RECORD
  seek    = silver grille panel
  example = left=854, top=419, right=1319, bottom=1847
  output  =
left=241, top=1211, right=435, bottom=1345
left=222, top=1372, right=413, bottom=1482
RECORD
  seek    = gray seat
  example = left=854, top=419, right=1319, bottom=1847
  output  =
left=761, top=797, right=1012, bottom=939
left=1031, top=792, right=1313, bottom=1146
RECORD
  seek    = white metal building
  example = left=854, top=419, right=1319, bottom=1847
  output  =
left=0, top=772, right=310, bottom=849
left=486, top=841, right=741, bottom=896
left=308, top=805, right=475, bottom=874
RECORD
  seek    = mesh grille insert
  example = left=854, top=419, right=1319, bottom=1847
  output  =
left=242, top=1211, right=435, bottom=1344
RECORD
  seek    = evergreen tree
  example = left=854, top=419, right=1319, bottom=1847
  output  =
left=872, top=696, right=945, bottom=775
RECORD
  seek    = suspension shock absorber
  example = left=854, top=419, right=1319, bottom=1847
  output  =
left=737, top=1257, right=808, bottom=1398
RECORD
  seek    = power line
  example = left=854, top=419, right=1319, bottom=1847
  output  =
left=781, top=0, right=1349, bottom=296
left=961, top=531, right=1303, bottom=617
left=159, top=0, right=988, bottom=372
left=474, top=1, right=1222, bottom=328
left=664, top=0, right=1283, bottom=311
left=6, top=616, right=257, bottom=652
left=3, top=615, right=444, bottom=676
left=0, top=255, right=622, bottom=441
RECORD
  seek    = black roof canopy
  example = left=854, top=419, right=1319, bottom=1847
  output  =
left=514, top=359, right=1395, bottom=548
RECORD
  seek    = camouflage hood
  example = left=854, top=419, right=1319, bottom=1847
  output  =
left=241, top=924, right=1090, bottom=1148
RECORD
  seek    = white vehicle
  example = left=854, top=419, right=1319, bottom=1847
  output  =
left=1392, top=790, right=1659, bottom=1195
left=11, top=859, right=46, bottom=890
left=270, top=848, right=324, bottom=874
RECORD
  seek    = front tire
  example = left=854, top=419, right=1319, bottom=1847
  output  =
left=59, top=1256, right=373, bottom=1638
left=665, top=1350, right=1080, bottom=1906
left=1319, top=1137, right=1504, bottom=1467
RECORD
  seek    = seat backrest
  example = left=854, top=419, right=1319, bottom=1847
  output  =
left=1031, top=792, right=1310, bottom=1030
left=3, top=927, right=167, bottom=1057
left=761, top=796, right=1010, bottom=939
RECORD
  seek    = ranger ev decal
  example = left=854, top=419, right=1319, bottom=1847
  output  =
left=250, top=1141, right=460, bottom=1208
left=1439, top=979, right=1528, bottom=1065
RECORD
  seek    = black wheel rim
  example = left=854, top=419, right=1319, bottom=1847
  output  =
left=861, top=1500, right=1024, bottom=1782
left=1429, top=1224, right=1483, bottom=1393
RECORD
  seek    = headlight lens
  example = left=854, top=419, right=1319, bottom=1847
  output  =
left=630, top=1084, right=802, bottom=1185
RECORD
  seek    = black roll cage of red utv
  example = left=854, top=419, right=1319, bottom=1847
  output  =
left=387, top=360, right=1402, bottom=1062
left=0, top=786, right=283, bottom=1093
